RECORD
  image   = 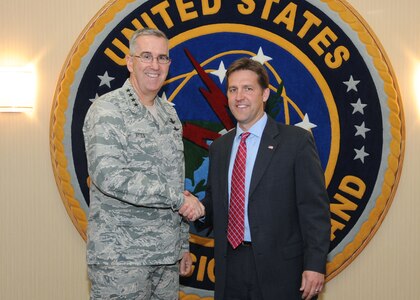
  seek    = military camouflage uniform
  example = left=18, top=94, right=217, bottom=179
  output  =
left=83, top=79, right=189, bottom=299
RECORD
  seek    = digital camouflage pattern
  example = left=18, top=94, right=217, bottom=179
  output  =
left=88, top=264, right=179, bottom=299
left=83, top=79, right=189, bottom=266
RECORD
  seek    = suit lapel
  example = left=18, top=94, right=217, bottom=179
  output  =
left=249, top=117, right=281, bottom=197
left=219, top=130, right=236, bottom=211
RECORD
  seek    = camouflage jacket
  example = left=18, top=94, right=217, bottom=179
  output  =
left=83, top=79, right=189, bottom=266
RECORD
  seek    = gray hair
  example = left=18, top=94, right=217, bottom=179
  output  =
left=129, top=28, right=169, bottom=54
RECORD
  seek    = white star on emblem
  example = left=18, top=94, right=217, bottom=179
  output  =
left=350, top=98, right=367, bottom=115
left=354, top=146, right=369, bottom=163
left=219, top=129, right=228, bottom=135
left=354, top=122, right=371, bottom=138
left=211, top=61, right=227, bottom=83
left=89, top=93, right=99, bottom=103
left=343, top=75, right=360, bottom=92
left=98, top=71, right=115, bottom=88
left=294, top=113, right=317, bottom=131
left=161, top=92, right=175, bottom=106
left=251, top=47, right=272, bottom=65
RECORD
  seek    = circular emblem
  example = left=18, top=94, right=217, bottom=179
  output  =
left=50, top=0, right=404, bottom=298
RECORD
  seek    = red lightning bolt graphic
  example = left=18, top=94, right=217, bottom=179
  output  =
left=182, top=49, right=235, bottom=150
left=184, top=49, right=234, bottom=130
left=183, top=123, right=221, bottom=150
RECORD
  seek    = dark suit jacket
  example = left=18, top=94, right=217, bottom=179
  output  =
left=202, top=116, right=331, bottom=300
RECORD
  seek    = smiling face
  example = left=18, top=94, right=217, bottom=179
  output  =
left=126, top=35, right=170, bottom=105
left=227, top=69, right=270, bottom=131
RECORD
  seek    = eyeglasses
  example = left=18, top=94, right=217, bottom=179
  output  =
left=131, top=52, right=171, bottom=64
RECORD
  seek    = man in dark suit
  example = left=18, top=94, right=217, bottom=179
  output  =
left=201, top=57, right=331, bottom=300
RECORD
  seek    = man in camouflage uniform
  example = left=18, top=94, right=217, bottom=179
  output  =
left=83, top=28, right=204, bottom=299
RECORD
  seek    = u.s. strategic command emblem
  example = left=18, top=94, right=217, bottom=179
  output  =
left=50, top=0, right=404, bottom=298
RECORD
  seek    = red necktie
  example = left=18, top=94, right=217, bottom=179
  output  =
left=227, top=132, right=250, bottom=249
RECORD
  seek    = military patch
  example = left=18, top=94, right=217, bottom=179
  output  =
left=50, top=0, right=404, bottom=298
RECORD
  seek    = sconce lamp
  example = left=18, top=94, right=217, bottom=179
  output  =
left=0, top=65, right=36, bottom=112
left=416, top=63, right=420, bottom=113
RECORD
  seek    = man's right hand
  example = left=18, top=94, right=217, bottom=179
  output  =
left=179, top=191, right=205, bottom=221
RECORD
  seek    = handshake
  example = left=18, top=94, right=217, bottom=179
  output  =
left=179, top=191, right=205, bottom=221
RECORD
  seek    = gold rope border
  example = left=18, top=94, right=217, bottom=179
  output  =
left=49, top=0, right=137, bottom=241
left=179, top=291, right=213, bottom=300
left=322, top=0, right=405, bottom=281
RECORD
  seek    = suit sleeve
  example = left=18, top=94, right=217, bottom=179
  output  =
left=198, top=144, right=215, bottom=231
left=295, top=131, right=331, bottom=274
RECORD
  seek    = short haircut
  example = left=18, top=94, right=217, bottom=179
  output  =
left=226, top=57, right=269, bottom=90
left=129, top=28, right=168, bottom=54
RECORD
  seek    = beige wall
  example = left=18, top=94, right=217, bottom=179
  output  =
left=0, top=0, right=418, bottom=299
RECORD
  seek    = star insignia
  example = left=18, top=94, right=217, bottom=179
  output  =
left=211, top=61, right=227, bottom=84
left=343, top=75, right=360, bottom=92
left=350, top=98, right=367, bottom=115
left=98, top=71, right=115, bottom=88
left=251, top=47, right=272, bottom=65
left=354, top=121, right=371, bottom=138
left=89, top=93, right=99, bottom=103
left=294, top=113, right=317, bottom=131
left=161, top=92, right=175, bottom=106
left=354, top=146, right=369, bottom=163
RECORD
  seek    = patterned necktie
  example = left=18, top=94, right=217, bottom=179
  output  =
left=227, top=132, right=250, bottom=249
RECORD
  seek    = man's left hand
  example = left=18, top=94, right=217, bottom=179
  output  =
left=179, top=252, right=193, bottom=276
left=300, top=270, right=325, bottom=299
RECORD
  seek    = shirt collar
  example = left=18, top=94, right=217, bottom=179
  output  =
left=235, top=113, right=268, bottom=140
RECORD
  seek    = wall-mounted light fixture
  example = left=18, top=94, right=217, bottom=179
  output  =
left=415, top=62, right=420, bottom=116
left=0, top=65, right=36, bottom=112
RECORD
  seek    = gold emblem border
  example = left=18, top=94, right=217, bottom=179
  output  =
left=320, top=0, right=405, bottom=280
left=50, top=0, right=138, bottom=240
